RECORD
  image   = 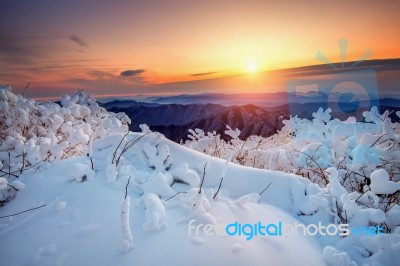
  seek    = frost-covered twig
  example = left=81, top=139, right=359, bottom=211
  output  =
left=121, top=177, right=133, bottom=251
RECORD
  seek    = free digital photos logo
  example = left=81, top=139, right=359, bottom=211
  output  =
left=188, top=220, right=384, bottom=241
left=286, top=39, right=380, bottom=120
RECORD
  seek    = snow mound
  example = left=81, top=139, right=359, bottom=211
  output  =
left=1, top=88, right=399, bottom=266
left=0, top=144, right=326, bottom=266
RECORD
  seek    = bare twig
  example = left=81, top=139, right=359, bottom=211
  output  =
left=7, top=183, right=18, bottom=191
left=259, top=181, right=273, bottom=196
left=311, top=145, right=322, bottom=159
left=112, top=132, right=129, bottom=165
left=165, top=191, right=187, bottom=201
left=355, top=187, right=371, bottom=206
left=296, top=150, right=327, bottom=183
left=8, top=152, right=11, bottom=178
left=90, top=156, right=94, bottom=170
left=61, top=144, right=80, bottom=159
left=337, top=156, right=347, bottom=169
left=199, top=162, right=207, bottom=194
left=124, top=176, right=131, bottom=200
left=0, top=170, right=19, bottom=178
left=114, top=133, right=148, bottom=167
left=370, top=134, right=388, bottom=148
left=213, top=176, right=224, bottom=199
left=0, top=204, right=47, bottom=219
left=22, top=82, right=30, bottom=98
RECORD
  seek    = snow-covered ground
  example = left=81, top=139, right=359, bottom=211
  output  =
left=0, top=136, right=327, bottom=266
left=0, top=87, right=399, bottom=266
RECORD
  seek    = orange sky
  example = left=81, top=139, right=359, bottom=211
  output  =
left=0, top=0, right=399, bottom=98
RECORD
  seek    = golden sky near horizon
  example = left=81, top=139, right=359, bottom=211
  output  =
left=0, top=0, right=399, bottom=98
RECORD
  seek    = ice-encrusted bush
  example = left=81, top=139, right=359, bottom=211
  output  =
left=185, top=107, right=399, bottom=264
left=0, top=86, right=130, bottom=204
left=184, top=107, right=400, bottom=230
left=185, top=107, right=400, bottom=187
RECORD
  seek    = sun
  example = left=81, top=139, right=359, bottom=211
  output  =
left=246, top=61, right=258, bottom=73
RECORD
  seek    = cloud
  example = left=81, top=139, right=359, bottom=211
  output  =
left=59, top=68, right=148, bottom=95
left=87, top=70, right=116, bottom=80
left=69, top=35, right=88, bottom=47
left=190, top=72, right=216, bottom=77
left=120, top=69, right=145, bottom=77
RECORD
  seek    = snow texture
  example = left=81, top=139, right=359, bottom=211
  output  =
left=1, top=87, right=399, bottom=266
left=142, top=193, right=166, bottom=231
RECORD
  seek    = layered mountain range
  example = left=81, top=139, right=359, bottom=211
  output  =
left=103, top=94, right=400, bottom=142
left=106, top=103, right=285, bottom=142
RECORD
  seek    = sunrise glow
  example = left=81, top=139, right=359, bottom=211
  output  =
left=1, top=1, right=400, bottom=99
left=247, top=61, right=259, bottom=73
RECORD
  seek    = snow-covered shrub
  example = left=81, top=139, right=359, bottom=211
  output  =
left=184, top=107, right=400, bottom=233
left=185, top=107, right=400, bottom=189
left=323, top=246, right=357, bottom=266
left=0, top=86, right=130, bottom=203
left=133, top=132, right=202, bottom=198
left=142, top=193, right=166, bottom=231
left=169, top=163, right=200, bottom=187
left=68, top=162, right=95, bottom=183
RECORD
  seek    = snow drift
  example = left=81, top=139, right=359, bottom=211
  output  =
left=0, top=87, right=399, bottom=266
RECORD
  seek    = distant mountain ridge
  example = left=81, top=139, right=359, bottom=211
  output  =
left=105, top=96, right=400, bottom=142
left=107, top=103, right=286, bottom=141
left=122, top=91, right=397, bottom=107
left=108, top=103, right=223, bottom=128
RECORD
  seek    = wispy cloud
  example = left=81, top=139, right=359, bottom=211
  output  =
left=69, top=35, right=88, bottom=47
left=190, top=72, right=216, bottom=77
left=87, top=70, right=116, bottom=80
left=120, top=69, right=145, bottom=77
